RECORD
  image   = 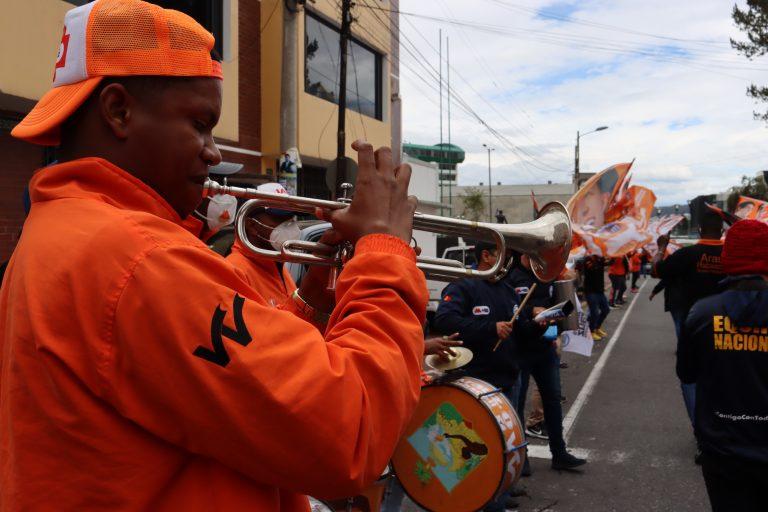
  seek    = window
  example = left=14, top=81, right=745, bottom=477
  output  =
left=149, top=1, right=224, bottom=58
left=304, top=11, right=383, bottom=120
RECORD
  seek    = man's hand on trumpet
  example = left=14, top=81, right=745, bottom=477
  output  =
left=298, top=140, right=418, bottom=313
left=316, top=140, right=418, bottom=244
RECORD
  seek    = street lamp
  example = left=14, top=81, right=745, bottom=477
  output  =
left=574, top=126, right=608, bottom=191
left=482, top=144, right=494, bottom=222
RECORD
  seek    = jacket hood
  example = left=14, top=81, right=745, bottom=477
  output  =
left=722, top=276, right=768, bottom=327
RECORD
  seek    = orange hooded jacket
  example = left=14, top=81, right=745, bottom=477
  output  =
left=0, top=158, right=427, bottom=511
left=226, top=239, right=297, bottom=309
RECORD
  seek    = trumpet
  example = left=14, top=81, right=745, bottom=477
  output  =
left=204, top=180, right=572, bottom=282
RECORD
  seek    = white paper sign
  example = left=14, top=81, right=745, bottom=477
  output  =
left=560, top=292, right=594, bottom=357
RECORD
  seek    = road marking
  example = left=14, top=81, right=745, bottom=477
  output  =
left=527, top=444, right=591, bottom=460
left=561, top=280, right=648, bottom=443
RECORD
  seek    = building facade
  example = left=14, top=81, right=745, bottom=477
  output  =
left=260, top=0, right=398, bottom=199
left=0, top=0, right=263, bottom=261
left=453, top=183, right=573, bottom=224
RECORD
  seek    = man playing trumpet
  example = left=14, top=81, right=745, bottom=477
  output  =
left=0, top=1, right=427, bottom=510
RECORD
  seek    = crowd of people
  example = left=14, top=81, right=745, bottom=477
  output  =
left=1, top=2, right=766, bottom=512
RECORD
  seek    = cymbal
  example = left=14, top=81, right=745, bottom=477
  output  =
left=425, top=347, right=474, bottom=371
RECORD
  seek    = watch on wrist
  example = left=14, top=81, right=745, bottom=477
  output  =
left=291, top=289, right=332, bottom=325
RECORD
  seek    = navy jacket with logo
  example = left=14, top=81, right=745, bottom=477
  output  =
left=677, top=276, right=768, bottom=464
left=435, top=277, right=537, bottom=389
left=503, top=266, right=555, bottom=357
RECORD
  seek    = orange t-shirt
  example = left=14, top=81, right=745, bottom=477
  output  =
left=226, top=239, right=297, bottom=309
left=609, top=257, right=627, bottom=276
left=0, top=158, right=427, bottom=511
left=629, top=253, right=642, bottom=272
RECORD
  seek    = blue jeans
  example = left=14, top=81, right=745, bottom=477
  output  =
left=671, top=309, right=696, bottom=427
left=516, top=347, right=566, bottom=457
left=586, top=292, right=610, bottom=331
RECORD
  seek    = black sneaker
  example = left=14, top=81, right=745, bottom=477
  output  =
left=525, top=422, right=549, bottom=440
left=508, top=484, right=527, bottom=498
left=551, top=451, right=587, bottom=470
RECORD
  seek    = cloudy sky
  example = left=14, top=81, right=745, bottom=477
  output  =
left=395, top=0, right=768, bottom=205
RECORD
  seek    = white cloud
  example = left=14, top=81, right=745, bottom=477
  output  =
left=396, top=0, right=768, bottom=206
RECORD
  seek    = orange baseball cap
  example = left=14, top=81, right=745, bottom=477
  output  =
left=12, top=0, right=223, bottom=146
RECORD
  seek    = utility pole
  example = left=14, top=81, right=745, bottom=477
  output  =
left=390, top=0, right=401, bottom=165
left=280, top=0, right=300, bottom=193
left=447, top=36, right=452, bottom=215
left=574, top=130, right=580, bottom=193
left=438, top=28, right=444, bottom=215
left=574, top=126, right=608, bottom=192
left=334, top=0, right=354, bottom=198
left=483, top=144, right=494, bottom=222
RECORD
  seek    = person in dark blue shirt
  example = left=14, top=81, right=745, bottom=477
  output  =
left=677, top=220, right=768, bottom=512
left=434, top=240, right=538, bottom=512
left=505, top=253, right=587, bottom=472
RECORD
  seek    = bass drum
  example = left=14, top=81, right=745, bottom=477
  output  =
left=391, top=377, right=527, bottom=512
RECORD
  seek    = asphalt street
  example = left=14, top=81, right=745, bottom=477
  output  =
left=402, top=277, right=710, bottom=511
left=512, top=278, right=709, bottom=511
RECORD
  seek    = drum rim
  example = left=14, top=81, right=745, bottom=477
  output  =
left=392, top=377, right=513, bottom=512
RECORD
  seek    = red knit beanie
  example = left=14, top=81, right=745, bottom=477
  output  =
left=721, top=220, right=768, bottom=275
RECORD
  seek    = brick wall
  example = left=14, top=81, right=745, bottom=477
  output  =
left=235, top=0, right=262, bottom=176
left=0, top=129, right=43, bottom=262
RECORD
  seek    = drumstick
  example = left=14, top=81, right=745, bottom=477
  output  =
left=492, top=282, right=537, bottom=352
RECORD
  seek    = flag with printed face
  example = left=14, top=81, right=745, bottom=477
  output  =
left=568, top=161, right=684, bottom=257
left=734, top=196, right=768, bottom=223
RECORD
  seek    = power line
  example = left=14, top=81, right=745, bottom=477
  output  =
left=488, top=0, right=731, bottom=48
left=355, top=4, right=768, bottom=75
left=355, top=0, right=568, bottom=177
left=400, top=13, right=567, bottom=171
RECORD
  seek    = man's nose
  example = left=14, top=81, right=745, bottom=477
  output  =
left=203, top=136, right=222, bottom=167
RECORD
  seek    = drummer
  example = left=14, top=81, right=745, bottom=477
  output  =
left=434, top=240, right=544, bottom=511
left=0, top=1, right=426, bottom=510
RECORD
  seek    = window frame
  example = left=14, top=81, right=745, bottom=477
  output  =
left=304, top=9, right=383, bottom=121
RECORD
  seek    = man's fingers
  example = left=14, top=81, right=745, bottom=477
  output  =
left=317, top=228, right=344, bottom=246
left=406, top=195, right=419, bottom=214
left=393, top=163, right=412, bottom=196
left=373, top=147, right=393, bottom=176
left=352, top=140, right=375, bottom=178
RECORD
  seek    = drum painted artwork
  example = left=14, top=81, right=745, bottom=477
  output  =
left=391, top=377, right=527, bottom=512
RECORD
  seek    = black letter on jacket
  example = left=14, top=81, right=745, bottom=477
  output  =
left=194, top=294, right=252, bottom=367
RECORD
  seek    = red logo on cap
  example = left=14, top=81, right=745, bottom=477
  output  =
left=54, top=27, right=70, bottom=79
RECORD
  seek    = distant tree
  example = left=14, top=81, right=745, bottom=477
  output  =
left=460, top=187, right=485, bottom=222
left=726, top=174, right=768, bottom=211
left=731, top=1, right=768, bottom=122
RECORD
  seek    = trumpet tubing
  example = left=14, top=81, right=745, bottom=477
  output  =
left=205, top=180, right=572, bottom=282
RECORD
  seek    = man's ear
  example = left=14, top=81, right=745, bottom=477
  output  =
left=97, top=83, right=133, bottom=140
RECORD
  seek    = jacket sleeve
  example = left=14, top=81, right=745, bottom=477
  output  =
left=434, top=282, right=497, bottom=346
left=655, top=248, right=690, bottom=280
left=102, top=234, right=427, bottom=498
left=676, top=303, right=704, bottom=384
